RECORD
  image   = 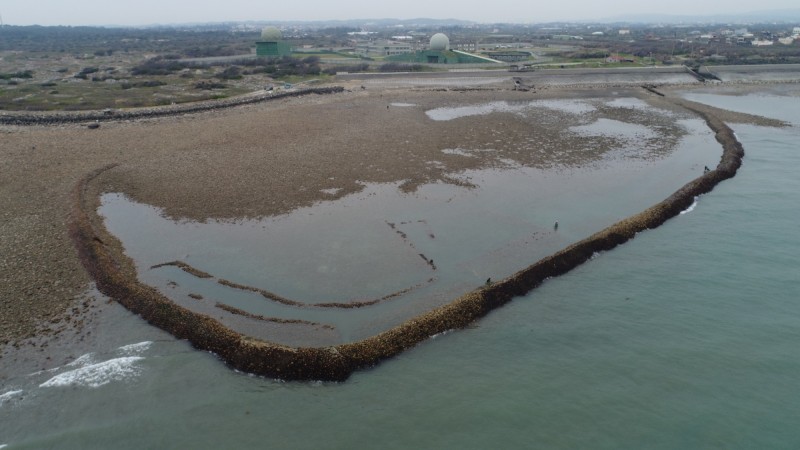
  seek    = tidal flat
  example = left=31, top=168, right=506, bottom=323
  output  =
left=0, top=79, right=790, bottom=381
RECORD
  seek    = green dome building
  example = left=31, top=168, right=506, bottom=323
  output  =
left=256, top=26, right=292, bottom=58
left=387, top=33, right=497, bottom=65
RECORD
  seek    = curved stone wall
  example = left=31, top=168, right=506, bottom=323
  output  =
left=0, top=87, right=345, bottom=126
left=68, top=97, right=745, bottom=381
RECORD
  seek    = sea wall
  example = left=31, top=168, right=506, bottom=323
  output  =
left=69, top=96, right=745, bottom=381
left=69, top=167, right=353, bottom=380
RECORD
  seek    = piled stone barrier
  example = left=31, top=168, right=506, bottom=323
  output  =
left=69, top=99, right=745, bottom=381
left=0, top=87, right=345, bottom=126
left=69, top=165, right=353, bottom=381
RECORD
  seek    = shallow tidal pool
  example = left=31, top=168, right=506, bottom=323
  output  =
left=98, top=99, right=721, bottom=347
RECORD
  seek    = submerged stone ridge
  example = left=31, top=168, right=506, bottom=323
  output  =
left=152, top=260, right=436, bottom=309
left=69, top=97, right=745, bottom=382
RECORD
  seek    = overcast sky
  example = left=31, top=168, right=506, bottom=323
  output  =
left=2, top=0, right=799, bottom=26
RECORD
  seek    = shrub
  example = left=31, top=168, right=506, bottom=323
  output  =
left=131, top=57, right=186, bottom=75
left=216, top=66, right=242, bottom=80
left=120, top=80, right=166, bottom=89
left=0, top=70, right=34, bottom=80
left=194, top=80, right=227, bottom=90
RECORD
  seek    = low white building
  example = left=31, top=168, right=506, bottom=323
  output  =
left=356, top=40, right=414, bottom=57
left=778, top=37, right=795, bottom=45
left=752, top=39, right=774, bottom=46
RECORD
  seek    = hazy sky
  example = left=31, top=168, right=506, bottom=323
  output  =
left=2, top=0, right=799, bottom=26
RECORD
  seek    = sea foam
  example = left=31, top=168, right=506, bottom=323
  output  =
left=40, top=357, right=144, bottom=388
left=66, top=352, right=95, bottom=367
left=119, top=341, right=153, bottom=356
left=680, top=197, right=699, bottom=215
left=0, top=390, right=24, bottom=406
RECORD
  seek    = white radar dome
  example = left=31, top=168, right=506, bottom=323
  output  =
left=261, top=26, right=283, bottom=41
left=429, top=33, right=450, bottom=51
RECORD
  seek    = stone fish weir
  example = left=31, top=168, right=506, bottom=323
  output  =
left=69, top=97, right=745, bottom=382
left=0, top=86, right=345, bottom=126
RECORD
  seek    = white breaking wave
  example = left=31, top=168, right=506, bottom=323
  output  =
left=0, top=390, right=24, bottom=406
left=118, top=341, right=153, bottom=356
left=66, top=352, right=96, bottom=367
left=680, top=197, right=699, bottom=215
left=40, top=357, right=144, bottom=388
left=28, top=342, right=152, bottom=389
left=28, top=351, right=96, bottom=378
left=430, top=330, right=454, bottom=340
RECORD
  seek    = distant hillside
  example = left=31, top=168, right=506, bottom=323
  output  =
left=135, top=18, right=476, bottom=29
left=294, top=18, right=476, bottom=27
left=603, top=9, right=800, bottom=24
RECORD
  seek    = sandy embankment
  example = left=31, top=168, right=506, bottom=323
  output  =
left=0, top=78, right=787, bottom=379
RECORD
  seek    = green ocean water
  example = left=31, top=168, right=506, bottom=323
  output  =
left=1, top=90, right=799, bottom=449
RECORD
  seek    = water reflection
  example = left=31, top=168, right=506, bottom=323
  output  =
left=97, top=102, right=722, bottom=347
left=426, top=99, right=597, bottom=121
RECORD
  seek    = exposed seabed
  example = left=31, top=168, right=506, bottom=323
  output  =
left=69, top=93, right=747, bottom=381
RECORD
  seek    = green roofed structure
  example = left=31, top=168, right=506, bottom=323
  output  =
left=256, top=26, right=292, bottom=58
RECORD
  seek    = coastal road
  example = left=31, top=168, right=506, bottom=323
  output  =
left=338, top=65, right=700, bottom=87
left=337, top=64, right=800, bottom=88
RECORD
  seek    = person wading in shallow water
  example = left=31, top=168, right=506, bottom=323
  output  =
left=554, top=221, right=559, bottom=230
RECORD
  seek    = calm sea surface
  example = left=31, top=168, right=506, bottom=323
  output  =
left=1, top=89, right=799, bottom=449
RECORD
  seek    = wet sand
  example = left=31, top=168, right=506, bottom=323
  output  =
left=0, top=77, right=788, bottom=377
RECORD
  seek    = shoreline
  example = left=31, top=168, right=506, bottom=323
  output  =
left=68, top=92, right=747, bottom=381
left=0, top=77, right=790, bottom=381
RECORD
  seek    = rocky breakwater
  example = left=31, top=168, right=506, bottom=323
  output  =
left=70, top=95, right=747, bottom=381
left=0, top=87, right=345, bottom=126
left=337, top=98, right=746, bottom=372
